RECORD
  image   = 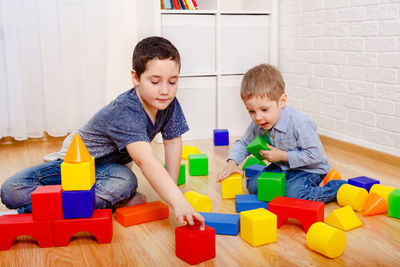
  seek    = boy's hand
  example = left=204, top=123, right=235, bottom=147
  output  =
left=260, top=144, right=288, bottom=163
left=216, top=159, right=243, bottom=182
left=174, top=200, right=205, bottom=230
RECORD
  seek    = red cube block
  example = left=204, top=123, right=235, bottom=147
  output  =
left=31, top=185, right=63, bottom=221
left=175, top=224, right=215, bottom=265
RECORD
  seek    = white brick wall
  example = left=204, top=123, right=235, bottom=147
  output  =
left=279, top=0, right=400, bottom=156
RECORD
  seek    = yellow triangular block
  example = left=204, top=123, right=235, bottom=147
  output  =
left=182, top=146, right=201, bottom=159
left=324, top=205, right=362, bottom=231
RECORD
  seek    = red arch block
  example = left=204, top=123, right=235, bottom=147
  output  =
left=53, top=209, right=112, bottom=246
left=0, top=214, right=53, bottom=250
left=268, top=196, right=324, bottom=232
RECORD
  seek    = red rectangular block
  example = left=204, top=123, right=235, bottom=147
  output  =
left=31, top=185, right=63, bottom=221
left=115, top=201, right=169, bottom=227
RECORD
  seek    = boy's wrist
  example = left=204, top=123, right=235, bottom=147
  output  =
left=227, top=159, right=238, bottom=165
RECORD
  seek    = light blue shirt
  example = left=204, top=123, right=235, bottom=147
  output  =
left=228, top=106, right=330, bottom=174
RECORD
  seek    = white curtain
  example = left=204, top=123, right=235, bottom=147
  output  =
left=0, top=0, right=108, bottom=140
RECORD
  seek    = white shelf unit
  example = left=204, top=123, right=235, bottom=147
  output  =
left=136, top=0, right=278, bottom=140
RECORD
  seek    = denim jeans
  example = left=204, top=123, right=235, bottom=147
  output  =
left=246, top=164, right=346, bottom=204
left=1, top=160, right=137, bottom=213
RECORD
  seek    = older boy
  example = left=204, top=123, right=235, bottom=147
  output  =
left=1, top=36, right=204, bottom=228
left=217, top=64, right=345, bottom=203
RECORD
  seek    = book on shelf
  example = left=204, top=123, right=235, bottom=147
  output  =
left=164, top=0, right=172, bottom=9
left=161, top=0, right=198, bottom=10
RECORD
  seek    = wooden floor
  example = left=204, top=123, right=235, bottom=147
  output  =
left=0, top=135, right=399, bottom=266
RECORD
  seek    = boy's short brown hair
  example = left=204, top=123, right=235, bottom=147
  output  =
left=240, top=64, right=285, bottom=102
left=132, top=36, right=181, bottom=79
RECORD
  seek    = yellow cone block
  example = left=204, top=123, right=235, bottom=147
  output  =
left=61, top=157, right=95, bottom=191
left=369, top=184, right=396, bottom=203
left=221, top=173, right=243, bottom=199
left=184, top=191, right=212, bottom=212
left=324, top=205, right=362, bottom=231
left=240, top=208, right=277, bottom=247
left=306, top=222, right=347, bottom=259
left=182, top=146, right=201, bottom=159
left=337, top=184, right=368, bottom=211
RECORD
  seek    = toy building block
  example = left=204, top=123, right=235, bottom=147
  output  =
left=337, top=184, right=368, bottom=211
left=306, top=222, right=346, bottom=259
left=363, top=193, right=387, bottom=216
left=242, top=156, right=266, bottom=170
left=246, top=136, right=272, bottom=161
left=235, top=194, right=268, bottom=213
left=388, top=189, right=400, bottom=219
left=268, top=196, right=324, bottom=233
left=182, top=145, right=201, bottom=159
left=221, top=173, right=243, bottom=199
left=31, top=185, right=63, bottom=221
left=324, top=205, right=362, bottom=231
left=53, top=209, right=112, bottom=246
left=184, top=191, right=212, bottom=212
left=369, top=184, right=396, bottom=203
left=245, top=164, right=267, bottom=178
left=321, top=169, right=341, bottom=187
left=240, top=208, right=277, bottom=247
left=61, top=134, right=95, bottom=191
left=199, top=212, right=240, bottom=235
left=348, top=176, right=380, bottom=192
left=213, top=129, right=229, bottom=146
left=0, top=214, right=54, bottom=250
left=165, top=163, right=186, bottom=186
left=62, top=185, right=96, bottom=219
left=115, top=201, right=169, bottom=227
left=188, top=154, right=208, bottom=176
left=175, top=224, right=216, bottom=265
left=257, top=172, right=285, bottom=201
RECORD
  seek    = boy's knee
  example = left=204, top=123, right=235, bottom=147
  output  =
left=1, top=180, right=31, bottom=209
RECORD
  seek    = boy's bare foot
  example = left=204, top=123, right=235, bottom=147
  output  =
left=113, top=192, right=147, bottom=209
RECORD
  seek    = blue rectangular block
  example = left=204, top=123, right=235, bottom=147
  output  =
left=348, top=176, right=380, bottom=192
left=235, top=194, right=268, bottom=213
left=62, top=185, right=96, bottom=219
left=199, top=212, right=240, bottom=235
left=245, top=164, right=267, bottom=178
left=213, top=129, right=229, bottom=146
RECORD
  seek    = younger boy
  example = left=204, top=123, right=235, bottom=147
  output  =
left=1, top=36, right=204, bottom=228
left=217, top=64, right=346, bottom=203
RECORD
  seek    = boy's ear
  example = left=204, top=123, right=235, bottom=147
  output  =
left=131, top=70, right=139, bottom=87
left=279, top=93, right=287, bottom=108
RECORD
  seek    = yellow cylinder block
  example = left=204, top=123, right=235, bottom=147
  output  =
left=337, top=184, right=368, bottom=211
left=306, top=222, right=346, bottom=258
left=184, top=191, right=212, bottom=212
left=369, top=184, right=396, bottom=203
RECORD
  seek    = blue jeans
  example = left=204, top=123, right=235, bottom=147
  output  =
left=246, top=164, right=346, bottom=204
left=1, top=160, right=137, bottom=213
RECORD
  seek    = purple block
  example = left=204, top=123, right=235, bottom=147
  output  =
left=62, top=185, right=96, bottom=219
left=245, top=164, right=267, bottom=178
left=213, top=129, right=229, bottom=146
left=348, top=176, right=380, bottom=192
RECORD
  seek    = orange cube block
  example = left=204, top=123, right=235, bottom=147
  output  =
left=115, top=201, right=169, bottom=227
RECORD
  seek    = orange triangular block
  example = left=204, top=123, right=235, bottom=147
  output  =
left=363, top=193, right=387, bottom=216
left=63, top=134, right=92, bottom=163
left=321, top=169, right=341, bottom=186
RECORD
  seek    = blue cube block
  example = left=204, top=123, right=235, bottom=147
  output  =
left=199, top=212, right=240, bottom=235
left=348, top=176, right=380, bottom=192
left=245, top=164, right=267, bottom=178
left=213, top=129, right=229, bottom=146
left=62, top=185, right=96, bottom=219
left=235, top=194, right=268, bottom=213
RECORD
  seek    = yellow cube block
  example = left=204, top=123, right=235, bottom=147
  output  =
left=240, top=208, right=277, bottom=247
left=306, top=222, right=346, bottom=258
left=184, top=191, right=212, bottom=212
left=182, top=146, right=201, bottom=159
left=324, top=205, right=362, bottom=231
left=370, top=184, right=396, bottom=203
left=337, top=184, right=368, bottom=211
left=221, top=173, right=243, bottom=199
left=61, top=157, right=95, bottom=191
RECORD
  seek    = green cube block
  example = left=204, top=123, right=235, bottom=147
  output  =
left=242, top=156, right=266, bottom=170
left=388, top=189, right=400, bottom=219
left=177, top=163, right=186, bottom=186
left=246, top=136, right=272, bottom=161
left=188, top=154, right=208, bottom=176
left=257, top=172, right=285, bottom=201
